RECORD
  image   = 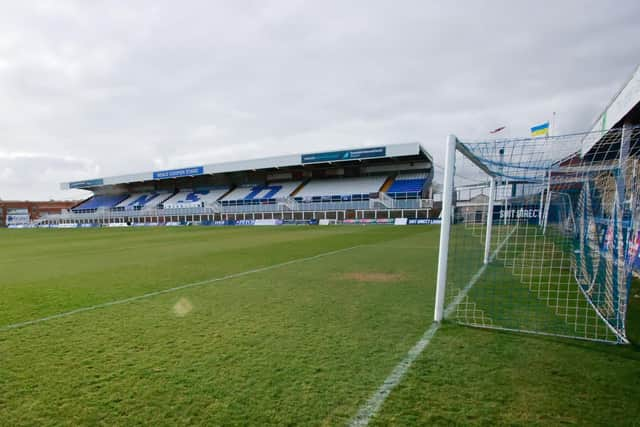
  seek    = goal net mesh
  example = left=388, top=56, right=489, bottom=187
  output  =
left=443, top=127, right=639, bottom=343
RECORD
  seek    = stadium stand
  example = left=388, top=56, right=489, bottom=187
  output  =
left=162, top=188, right=229, bottom=208
left=42, top=143, right=435, bottom=226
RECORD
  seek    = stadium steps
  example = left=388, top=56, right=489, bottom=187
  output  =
left=289, top=179, right=310, bottom=197
left=218, top=186, right=236, bottom=201
left=380, top=175, right=395, bottom=193
left=158, top=190, right=178, bottom=206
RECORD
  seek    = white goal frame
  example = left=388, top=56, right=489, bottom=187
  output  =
left=433, top=131, right=634, bottom=344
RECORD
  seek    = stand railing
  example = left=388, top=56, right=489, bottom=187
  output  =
left=369, top=192, right=395, bottom=209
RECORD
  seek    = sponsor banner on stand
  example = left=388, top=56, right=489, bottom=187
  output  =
left=69, top=178, right=104, bottom=189
left=629, top=230, right=640, bottom=272
left=301, top=147, right=386, bottom=164
left=153, top=166, right=204, bottom=180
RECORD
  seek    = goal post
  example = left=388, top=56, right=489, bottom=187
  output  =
left=434, top=127, right=639, bottom=344
left=434, top=135, right=456, bottom=322
left=483, top=177, right=496, bottom=265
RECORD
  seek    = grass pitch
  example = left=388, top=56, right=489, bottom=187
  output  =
left=0, top=226, right=638, bottom=426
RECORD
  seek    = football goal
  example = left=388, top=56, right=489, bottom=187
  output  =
left=434, top=126, right=640, bottom=344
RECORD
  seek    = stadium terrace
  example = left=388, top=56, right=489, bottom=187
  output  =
left=43, top=143, right=436, bottom=227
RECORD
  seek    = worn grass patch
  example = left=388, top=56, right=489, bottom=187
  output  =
left=340, top=272, right=406, bottom=283
left=172, top=297, right=194, bottom=317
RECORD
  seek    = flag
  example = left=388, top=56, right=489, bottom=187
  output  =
left=489, top=126, right=506, bottom=134
left=531, top=121, right=549, bottom=137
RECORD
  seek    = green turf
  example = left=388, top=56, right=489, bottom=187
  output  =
left=0, top=226, right=638, bottom=426
left=370, top=323, right=640, bottom=426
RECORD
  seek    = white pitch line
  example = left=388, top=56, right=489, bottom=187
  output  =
left=349, top=226, right=517, bottom=426
left=0, top=245, right=363, bottom=333
left=349, top=321, right=442, bottom=427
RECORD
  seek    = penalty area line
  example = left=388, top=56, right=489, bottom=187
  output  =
left=0, top=245, right=364, bottom=333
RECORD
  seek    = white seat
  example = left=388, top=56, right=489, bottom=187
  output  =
left=295, top=176, right=387, bottom=198
left=221, top=181, right=302, bottom=201
left=116, top=192, right=171, bottom=209
left=162, top=188, right=229, bottom=208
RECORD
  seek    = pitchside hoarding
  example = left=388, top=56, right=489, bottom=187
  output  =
left=6, top=208, right=30, bottom=226
left=493, top=205, right=540, bottom=224
left=407, top=219, right=441, bottom=225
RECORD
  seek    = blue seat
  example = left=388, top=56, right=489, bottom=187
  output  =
left=387, top=178, right=426, bottom=193
left=73, top=194, right=128, bottom=211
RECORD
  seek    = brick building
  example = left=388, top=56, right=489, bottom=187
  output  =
left=0, top=200, right=80, bottom=226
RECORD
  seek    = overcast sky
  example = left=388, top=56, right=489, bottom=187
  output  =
left=1, top=1, right=639, bottom=200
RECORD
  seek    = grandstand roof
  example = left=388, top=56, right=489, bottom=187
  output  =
left=61, top=142, right=432, bottom=190
left=582, top=64, right=640, bottom=155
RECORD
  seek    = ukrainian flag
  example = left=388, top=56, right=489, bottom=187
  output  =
left=531, top=121, right=549, bottom=137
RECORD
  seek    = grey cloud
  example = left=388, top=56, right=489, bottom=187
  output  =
left=0, top=153, right=95, bottom=200
left=0, top=0, right=639, bottom=199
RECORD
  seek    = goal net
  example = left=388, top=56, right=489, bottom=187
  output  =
left=434, top=126, right=640, bottom=344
